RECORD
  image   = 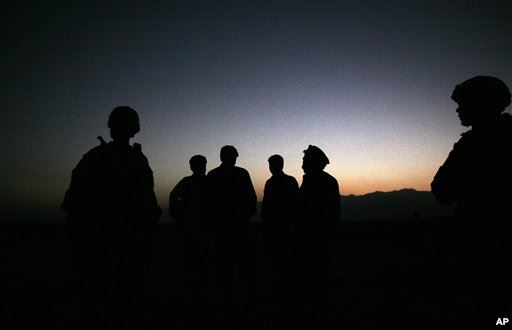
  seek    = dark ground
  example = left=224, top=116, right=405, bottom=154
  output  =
left=2, top=219, right=480, bottom=329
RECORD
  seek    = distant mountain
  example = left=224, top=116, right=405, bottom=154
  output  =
left=2, top=189, right=454, bottom=223
left=251, top=188, right=454, bottom=223
left=340, top=189, right=454, bottom=221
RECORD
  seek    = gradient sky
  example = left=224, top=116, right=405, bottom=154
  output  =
left=2, top=1, right=511, bottom=211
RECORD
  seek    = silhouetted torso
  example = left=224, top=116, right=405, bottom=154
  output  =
left=261, top=171, right=299, bottom=324
left=62, top=140, right=161, bottom=328
left=207, top=162, right=257, bottom=314
left=296, top=170, right=340, bottom=232
left=432, top=107, right=512, bottom=326
left=168, top=172, right=213, bottom=327
left=293, top=169, right=340, bottom=328
left=63, top=141, right=161, bottom=223
left=261, top=172, right=299, bottom=224
left=432, top=113, right=512, bottom=220
left=207, top=164, right=257, bottom=223
left=261, top=171, right=298, bottom=266
left=169, top=174, right=209, bottom=228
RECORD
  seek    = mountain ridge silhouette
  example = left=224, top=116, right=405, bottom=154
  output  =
left=1, top=188, right=454, bottom=223
left=339, top=188, right=454, bottom=221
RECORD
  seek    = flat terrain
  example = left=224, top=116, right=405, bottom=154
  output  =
left=2, top=220, right=478, bottom=329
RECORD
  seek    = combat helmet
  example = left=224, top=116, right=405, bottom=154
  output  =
left=108, top=106, right=140, bottom=135
left=452, top=76, right=511, bottom=113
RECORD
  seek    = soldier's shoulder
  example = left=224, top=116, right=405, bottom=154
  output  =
left=235, top=166, right=250, bottom=176
left=80, top=143, right=111, bottom=162
left=125, top=144, right=151, bottom=168
left=172, top=177, right=188, bottom=191
left=458, top=128, right=473, bottom=138
left=454, top=129, right=474, bottom=148
left=84, top=143, right=108, bottom=155
left=238, top=166, right=249, bottom=173
left=279, top=174, right=296, bottom=185
left=180, top=175, right=195, bottom=184
left=322, top=171, right=338, bottom=184
left=70, top=144, right=109, bottom=173
left=284, top=173, right=298, bottom=181
left=131, top=143, right=147, bottom=156
left=207, top=167, right=220, bottom=176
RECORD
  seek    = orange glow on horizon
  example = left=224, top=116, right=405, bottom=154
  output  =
left=156, top=173, right=433, bottom=205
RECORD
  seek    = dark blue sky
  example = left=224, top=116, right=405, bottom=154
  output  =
left=2, top=1, right=511, bottom=210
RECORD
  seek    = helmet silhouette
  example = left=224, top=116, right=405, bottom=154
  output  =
left=108, top=106, right=140, bottom=135
left=451, top=76, right=511, bottom=113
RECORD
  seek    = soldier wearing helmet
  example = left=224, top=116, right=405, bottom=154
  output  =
left=431, top=76, right=512, bottom=325
left=293, top=145, right=340, bottom=328
left=108, top=105, right=140, bottom=137
left=432, top=77, right=511, bottom=216
left=62, top=106, right=161, bottom=328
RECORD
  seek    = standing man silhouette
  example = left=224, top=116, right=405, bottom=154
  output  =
left=431, top=76, right=512, bottom=326
left=62, top=106, right=162, bottom=329
left=294, top=145, right=340, bottom=329
left=261, top=154, right=298, bottom=323
left=169, top=155, right=212, bottom=327
left=207, top=145, right=258, bottom=322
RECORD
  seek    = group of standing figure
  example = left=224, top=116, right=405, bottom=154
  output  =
left=169, top=144, right=340, bottom=328
left=62, top=105, right=340, bottom=329
left=62, top=75, right=511, bottom=329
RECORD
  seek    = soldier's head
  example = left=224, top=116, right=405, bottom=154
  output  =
left=220, top=145, right=238, bottom=167
left=302, top=145, right=329, bottom=173
left=108, top=106, right=140, bottom=140
left=451, top=76, right=511, bottom=127
left=189, top=155, right=207, bottom=175
left=268, top=154, right=284, bottom=175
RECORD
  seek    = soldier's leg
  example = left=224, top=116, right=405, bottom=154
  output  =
left=109, top=227, right=146, bottom=328
left=237, top=224, right=258, bottom=304
left=214, top=229, right=236, bottom=294
left=81, top=224, right=113, bottom=329
left=311, top=246, right=331, bottom=328
left=70, top=221, right=101, bottom=328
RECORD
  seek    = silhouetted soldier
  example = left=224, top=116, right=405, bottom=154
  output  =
left=294, top=145, right=340, bottom=328
left=169, top=155, right=209, bottom=227
left=431, top=76, right=512, bottom=325
left=207, top=146, right=258, bottom=320
left=62, top=106, right=162, bottom=329
left=261, top=154, right=298, bottom=322
left=168, top=155, right=212, bottom=327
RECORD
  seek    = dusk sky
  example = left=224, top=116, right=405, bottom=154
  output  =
left=2, top=1, right=511, bottom=212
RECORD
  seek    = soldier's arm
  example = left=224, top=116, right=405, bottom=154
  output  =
left=61, top=149, right=103, bottom=217
left=146, top=188, right=162, bottom=223
left=139, top=152, right=162, bottom=222
left=261, top=180, right=269, bottom=221
left=285, top=177, right=300, bottom=219
left=243, top=170, right=258, bottom=217
left=290, top=177, right=300, bottom=202
left=168, top=180, right=185, bottom=224
left=329, top=178, right=341, bottom=223
left=334, top=180, right=341, bottom=223
left=431, top=139, right=467, bottom=205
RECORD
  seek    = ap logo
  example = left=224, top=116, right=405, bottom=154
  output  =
left=497, top=318, right=509, bottom=326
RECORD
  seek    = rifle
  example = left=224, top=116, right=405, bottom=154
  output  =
left=97, top=136, right=107, bottom=145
